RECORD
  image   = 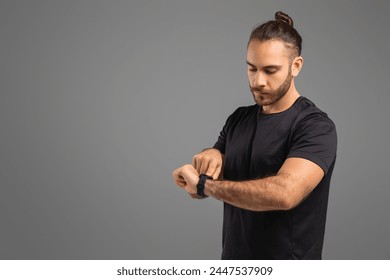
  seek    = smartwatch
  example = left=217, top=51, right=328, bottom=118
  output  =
left=196, top=174, right=213, bottom=198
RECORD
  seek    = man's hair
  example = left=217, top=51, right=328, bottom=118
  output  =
left=248, top=11, right=302, bottom=60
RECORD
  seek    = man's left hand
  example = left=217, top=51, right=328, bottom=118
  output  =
left=172, top=164, right=200, bottom=197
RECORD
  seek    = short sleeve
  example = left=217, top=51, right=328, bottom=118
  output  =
left=213, top=109, right=238, bottom=154
left=287, top=113, right=337, bottom=175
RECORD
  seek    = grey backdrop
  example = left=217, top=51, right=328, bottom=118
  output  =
left=1, top=0, right=389, bottom=259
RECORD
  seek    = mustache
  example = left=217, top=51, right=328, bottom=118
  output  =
left=250, top=87, right=271, bottom=94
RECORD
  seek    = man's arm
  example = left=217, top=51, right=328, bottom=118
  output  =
left=173, top=157, right=324, bottom=211
left=205, top=157, right=324, bottom=211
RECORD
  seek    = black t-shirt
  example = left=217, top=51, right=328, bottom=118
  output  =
left=213, top=96, right=337, bottom=260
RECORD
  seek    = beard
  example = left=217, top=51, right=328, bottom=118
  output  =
left=250, top=68, right=293, bottom=107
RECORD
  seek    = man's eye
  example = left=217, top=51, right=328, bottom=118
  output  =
left=249, top=68, right=257, bottom=72
left=265, top=69, right=277, bottom=74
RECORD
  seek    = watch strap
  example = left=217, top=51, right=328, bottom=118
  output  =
left=196, top=174, right=213, bottom=198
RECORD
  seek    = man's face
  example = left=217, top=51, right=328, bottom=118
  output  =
left=246, top=39, right=293, bottom=107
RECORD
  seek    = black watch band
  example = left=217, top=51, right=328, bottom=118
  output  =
left=196, top=174, right=213, bottom=198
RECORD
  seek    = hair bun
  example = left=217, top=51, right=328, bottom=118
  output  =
left=275, top=11, right=294, bottom=27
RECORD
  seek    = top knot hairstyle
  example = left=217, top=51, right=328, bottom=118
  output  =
left=248, top=11, right=302, bottom=60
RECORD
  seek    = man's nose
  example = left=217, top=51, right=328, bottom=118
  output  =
left=253, top=72, right=267, bottom=87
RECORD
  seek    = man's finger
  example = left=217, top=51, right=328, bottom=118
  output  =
left=172, top=168, right=185, bottom=187
left=192, top=156, right=199, bottom=172
left=198, top=159, right=205, bottom=174
left=206, top=161, right=219, bottom=177
left=189, top=193, right=201, bottom=199
left=211, top=165, right=222, bottom=180
left=199, top=159, right=209, bottom=175
left=176, top=180, right=187, bottom=188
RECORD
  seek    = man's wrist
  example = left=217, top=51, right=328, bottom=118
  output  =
left=204, top=179, right=215, bottom=197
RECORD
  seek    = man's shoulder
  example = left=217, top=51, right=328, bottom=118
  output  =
left=230, top=104, right=258, bottom=118
left=293, top=96, right=335, bottom=124
left=293, top=96, right=323, bottom=114
left=220, top=104, right=258, bottom=130
left=289, top=97, right=337, bottom=143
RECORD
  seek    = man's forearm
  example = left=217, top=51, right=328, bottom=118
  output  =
left=204, top=174, right=296, bottom=211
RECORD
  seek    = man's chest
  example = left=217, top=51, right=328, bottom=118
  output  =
left=224, top=115, right=293, bottom=179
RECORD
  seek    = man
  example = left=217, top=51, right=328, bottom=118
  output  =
left=172, top=11, right=337, bottom=260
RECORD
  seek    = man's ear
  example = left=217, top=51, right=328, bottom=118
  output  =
left=291, top=56, right=304, bottom=77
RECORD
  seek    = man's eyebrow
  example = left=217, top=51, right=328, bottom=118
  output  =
left=246, top=61, right=283, bottom=69
left=264, top=65, right=283, bottom=69
left=246, top=60, right=256, bottom=67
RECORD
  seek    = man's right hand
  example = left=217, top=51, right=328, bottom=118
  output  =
left=192, top=148, right=224, bottom=179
